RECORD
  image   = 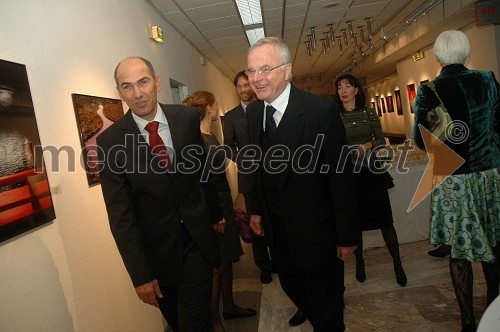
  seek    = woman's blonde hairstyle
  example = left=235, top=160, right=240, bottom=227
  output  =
left=182, top=90, right=215, bottom=120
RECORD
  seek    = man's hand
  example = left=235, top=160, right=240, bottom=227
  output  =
left=336, top=245, right=357, bottom=261
left=135, top=279, right=163, bottom=308
left=249, top=214, right=264, bottom=236
left=213, top=218, right=226, bottom=234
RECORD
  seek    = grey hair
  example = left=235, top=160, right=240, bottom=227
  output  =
left=433, top=30, right=470, bottom=66
left=248, top=37, right=292, bottom=65
left=114, top=56, right=157, bottom=86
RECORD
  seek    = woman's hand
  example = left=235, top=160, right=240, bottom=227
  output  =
left=213, top=219, right=226, bottom=234
left=356, top=142, right=373, bottom=157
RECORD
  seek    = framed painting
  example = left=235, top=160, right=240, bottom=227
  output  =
left=407, top=83, right=416, bottom=113
left=386, top=95, right=394, bottom=113
left=381, top=97, right=387, bottom=113
left=0, top=59, right=56, bottom=242
left=394, top=90, right=403, bottom=115
left=375, top=95, right=382, bottom=116
left=420, top=79, right=429, bottom=86
left=72, top=93, right=124, bottom=186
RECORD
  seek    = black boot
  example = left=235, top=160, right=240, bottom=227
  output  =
left=356, top=258, right=366, bottom=282
left=394, top=261, right=407, bottom=287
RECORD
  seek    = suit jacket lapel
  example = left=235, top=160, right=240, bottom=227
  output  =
left=161, top=104, right=182, bottom=153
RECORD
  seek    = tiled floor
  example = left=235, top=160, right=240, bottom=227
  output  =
left=229, top=239, right=490, bottom=332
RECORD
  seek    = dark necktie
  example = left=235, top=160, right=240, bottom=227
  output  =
left=145, top=121, right=173, bottom=172
left=265, top=105, right=277, bottom=138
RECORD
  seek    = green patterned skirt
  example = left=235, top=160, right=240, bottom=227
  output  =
left=429, top=167, right=500, bottom=262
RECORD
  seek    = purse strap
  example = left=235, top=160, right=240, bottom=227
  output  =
left=424, top=82, right=447, bottom=111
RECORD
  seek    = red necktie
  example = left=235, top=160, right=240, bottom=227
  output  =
left=145, top=121, right=173, bottom=172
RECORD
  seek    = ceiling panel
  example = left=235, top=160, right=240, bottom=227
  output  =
left=195, top=15, right=242, bottom=31
left=184, top=3, right=238, bottom=22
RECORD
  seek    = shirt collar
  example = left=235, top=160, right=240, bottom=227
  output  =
left=240, top=100, right=248, bottom=112
left=264, top=82, right=291, bottom=114
left=132, top=103, right=168, bottom=132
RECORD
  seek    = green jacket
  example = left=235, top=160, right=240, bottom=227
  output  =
left=412, top=64, right=500, bottom=174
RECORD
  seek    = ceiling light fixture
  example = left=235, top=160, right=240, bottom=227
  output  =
left=310, top=27, right=317, bottom=50
left=235, top=0, right=265, bottom=45
left=245, top=28, right=265, bottom=45
left=365, top=18, right=373, bottom=40
left=347, top=21, right=354, bottom=40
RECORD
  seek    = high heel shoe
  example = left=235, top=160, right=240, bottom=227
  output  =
left=461, top=323, right=477, bottom=332
left=356, top=259, right=366, bottom=282
left=394, top=262, right=407, bottom=287
left=428, top=244, right=451, bottom=258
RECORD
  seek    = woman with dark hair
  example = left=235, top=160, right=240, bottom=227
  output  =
left=183, top=91, right=256, bottom=332
left=412, top=30, right=499, bottom=332
left=334, top=74, right=407, bottom=287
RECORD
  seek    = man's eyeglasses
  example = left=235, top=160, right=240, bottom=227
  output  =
left=245, top=63, right=286, bottom=77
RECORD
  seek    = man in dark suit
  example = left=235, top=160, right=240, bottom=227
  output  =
left=223, top=71, right=274, bottom=284
left=97, top=57, right=224, bottom=331
left=245, top=38, right=358, bottom=331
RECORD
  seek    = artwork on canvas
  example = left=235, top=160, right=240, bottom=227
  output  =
left=394, top=90, right=403, bottom=115
left=386, top=95, right=394, bottom=113
left=0, top=59, right=56, bottom=242
left=381, top=97, right=387, bottom=113
left=72, top=94, right=124, bottom=186
left=375, top=95, right=382, bottom=116
left=407, top=84, right=416, bottom=113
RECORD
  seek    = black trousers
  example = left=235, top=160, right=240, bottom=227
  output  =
left=271, top=213, right=345, bottom=331
left=244, top=193, right=272, bottom=272
left=157, top=227, right=213, bottom=332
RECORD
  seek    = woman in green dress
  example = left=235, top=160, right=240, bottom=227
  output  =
left=334, top=74, right=407, bottom=287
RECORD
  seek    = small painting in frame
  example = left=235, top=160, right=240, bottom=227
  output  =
left=375, top=95, right=382, bottom=116
left=386, top=95, right=394, bottom=113
left=72, top=93, right=124, bottom=186
left=407, top=84, right=416, bottom=113
left=394, top=90, right=403, bottom=115
left=381, top=97, right=386, bottom=113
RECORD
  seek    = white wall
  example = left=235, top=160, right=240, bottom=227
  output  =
left=0, top=1, right=239, bottom=331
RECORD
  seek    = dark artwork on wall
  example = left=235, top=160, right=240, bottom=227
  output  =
left=386, top=95, right=394, bottom=113
left=407, top=83, right=416, bottom=113
left=375, top=95, right=382, bottom=116
left=0, top=59, right=56, bottom=243
left=394, top=89, right=403, bottom=115
left=381, top=97, right=387, bottom=113
left=72, top=94, right=124, bottom=186
left=371, top=101, right=376, bottom=111
left=420, top=79, right=429, bottom=86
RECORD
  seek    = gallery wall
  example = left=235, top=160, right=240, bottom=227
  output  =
left=0, top=0, right=239, bottom=331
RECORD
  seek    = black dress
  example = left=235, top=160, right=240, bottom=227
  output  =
left=202, top=133, right=243, bottom=263
left=341, top=108, right=394, bottom=231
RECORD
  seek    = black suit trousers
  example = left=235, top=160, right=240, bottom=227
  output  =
left=271, top=213, right=345, bottom=332
left=243, top=193, right=272, bottom=272
left=157, top=226, right=213, bottom=332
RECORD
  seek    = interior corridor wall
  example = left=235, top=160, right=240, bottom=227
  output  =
left=0, top=0, right=240, bottom=331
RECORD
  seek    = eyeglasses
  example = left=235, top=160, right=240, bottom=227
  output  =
left=245, top=63, right=286, bottom=77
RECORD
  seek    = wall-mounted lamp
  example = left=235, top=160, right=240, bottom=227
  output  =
left=149, top=26, right=165, bottom=43
left=412, top=50, right=424, bottom=61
